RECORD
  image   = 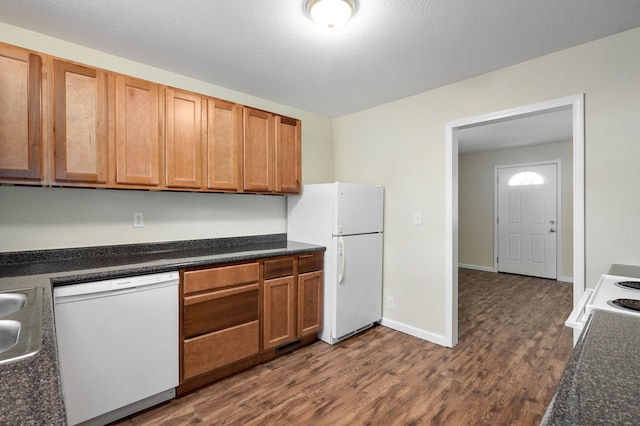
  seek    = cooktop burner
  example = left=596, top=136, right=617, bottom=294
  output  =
left=610, top=298, right=640, bottom=312
left=615, top=281, right=640, bottom=290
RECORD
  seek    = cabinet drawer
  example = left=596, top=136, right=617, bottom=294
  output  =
left=298, top=252, right=324, bottom=274
left=184, top=284, right=258, bottom=338
left=183, top=320, right=259, bottom=380
left=264, top=257, right=294, bottom=280
left=184, top=262, right=259, bottom=294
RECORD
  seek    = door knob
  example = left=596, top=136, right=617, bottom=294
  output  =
left=550, top=228, right=556, bottom=233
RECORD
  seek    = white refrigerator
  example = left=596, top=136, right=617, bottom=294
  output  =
left=287, top=182, right=383, bottom=344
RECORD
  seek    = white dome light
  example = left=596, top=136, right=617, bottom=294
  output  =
left=306, top=0, right=357, bottom=30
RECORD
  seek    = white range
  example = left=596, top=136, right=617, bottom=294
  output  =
left=566, top=271, right=640, bottom=343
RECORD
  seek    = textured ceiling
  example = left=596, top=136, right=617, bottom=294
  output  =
left=1, top=0, right=639, bottom=117
left=458, top=109, right=574, bottom=154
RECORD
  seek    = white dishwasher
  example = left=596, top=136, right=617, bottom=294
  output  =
left=53, top=271, right=179, bottom=426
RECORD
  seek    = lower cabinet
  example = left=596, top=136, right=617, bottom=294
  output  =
left=181, top=262, right=260, bottom=383
left=298, top=270, right=323, bottom=337
left=263, top=254, right=323, bottom=349
left=178, top=251, right=324, bottom=394
left=263, top=257, right=296, bottom=349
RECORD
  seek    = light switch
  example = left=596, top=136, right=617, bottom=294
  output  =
left=413, top=210, right=422, bottom=225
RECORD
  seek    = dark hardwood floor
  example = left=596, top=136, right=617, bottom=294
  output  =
left=115, top=269, right=573, bottom=425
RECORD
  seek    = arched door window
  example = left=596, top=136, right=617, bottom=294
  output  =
left=508, top=171, right=544, bottom=186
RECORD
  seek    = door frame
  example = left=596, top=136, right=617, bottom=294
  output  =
left=494, top=160, right=562, bottom=279
left=445, top=94, right=585, bottom=348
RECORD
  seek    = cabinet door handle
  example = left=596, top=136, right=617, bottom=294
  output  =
left=338, top=236, right=346, bottom=284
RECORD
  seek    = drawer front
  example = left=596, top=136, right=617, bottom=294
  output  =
left=183, top=320, right=259, bottom=380
left=184, top=262, right=259, bottom=294
left=298, top=252, right=324, bottom=274
left=264, top=257, right=294, bottom=280
left=184, top=284, right=259, bottom=338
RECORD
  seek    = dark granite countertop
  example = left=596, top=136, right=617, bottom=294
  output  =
left=541, top=310, right=640, bottom=425
left=0, top=234, right=324, bottom=425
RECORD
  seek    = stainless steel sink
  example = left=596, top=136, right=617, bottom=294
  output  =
left=0, top=288, right=43, bottom=365
left=0, top=320, right=20, bottom=353
left=0, top=292, right=27, bottom=316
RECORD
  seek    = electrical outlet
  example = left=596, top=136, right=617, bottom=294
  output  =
left=133, top=212, right=144, bottom=228
left=386, top=296, right=394, bottom=309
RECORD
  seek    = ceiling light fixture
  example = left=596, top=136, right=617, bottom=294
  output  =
left=306, top=0, right=357, bottom=30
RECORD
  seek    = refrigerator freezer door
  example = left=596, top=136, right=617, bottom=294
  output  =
left=334, top=182, right=384, bottom=236
left=332, top=232, right=383, bottom=340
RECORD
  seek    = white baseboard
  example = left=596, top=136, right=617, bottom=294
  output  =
left=380, top=317, right=447, bottom=347
left=458, top=264, right=574, bottom=283
left=458, top=263, right=495, bottom=272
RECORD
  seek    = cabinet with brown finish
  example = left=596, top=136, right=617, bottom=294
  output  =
left=206, top=98, right=242, bottom=191
left=242, top=107, right=275, bottom=193
left=181, top=262, right=260, bottom=382
left=263, top=253, right=324, bottom=349
left=275, top=116, right=301, bottom=194
left=178, top=251, right=324, bottom=395
left=297, top=252, right=323, bottom=336
left=0, top=44, right=42, bottom=181
left=114, top=75, right=160, bottom=187
left=52, top=60, right=108, bottom=183
left=165, top=90, right=243, bottom=192
left=0, top=42, right=302, bottom=194
left=165, top=88, right=202, bottom=189
left=263, top=257, right=296, bottom=349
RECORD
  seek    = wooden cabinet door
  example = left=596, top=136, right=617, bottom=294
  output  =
left=53, top=60, right=108, bottom=183
left=275, top=116, right=301, bottom=194
left=243, top=107, right=274, bottom=192
left=298, top=270, right=323, bottom=337
left=0, top=45, right=42, bottom=180
left=206, top=98, right=241, bottom=191
left=114, top=75, right=160, bottom=186
left=166, top=88, right=202, bottom=189
left=263, top=276, right=296, bottom=349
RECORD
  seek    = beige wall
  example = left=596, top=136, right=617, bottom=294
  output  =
left=333, top=27, right=640, bottom=338
left=0, top=23, right=333, bottom=252
left=458, top=141, right=573, bottom=280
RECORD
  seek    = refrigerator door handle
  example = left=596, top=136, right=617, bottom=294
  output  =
left=338, top=236, right=345, bottom=283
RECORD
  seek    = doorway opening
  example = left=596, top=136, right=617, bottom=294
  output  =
left=444, top=94, right=585, bottom=348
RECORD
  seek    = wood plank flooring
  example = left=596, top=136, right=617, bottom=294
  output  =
left=114, top=269, right=573, bottom=425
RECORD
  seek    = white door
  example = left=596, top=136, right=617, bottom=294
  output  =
left=497, top=163, right=557, bottom=279
left=332, top=232, right=383, bottom=339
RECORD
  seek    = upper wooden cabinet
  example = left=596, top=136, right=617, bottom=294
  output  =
left=243, top=107, right=302, bottom=194
left=0, top=43, right=302, bottom=194
left=165, top=92, right=243, bottom=192
left=242, top=107, right=275, bottom=193
left=165, top=88, right=203, bottom=189
left=114, top=75, right=160, bottom=187
left=275, top=116, right=301, bottom=194
left=53, top=60, right=108, bottom=183
left=206, top=98, right=241, bottom=191
left=0, top=44, right=42, bottom=181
